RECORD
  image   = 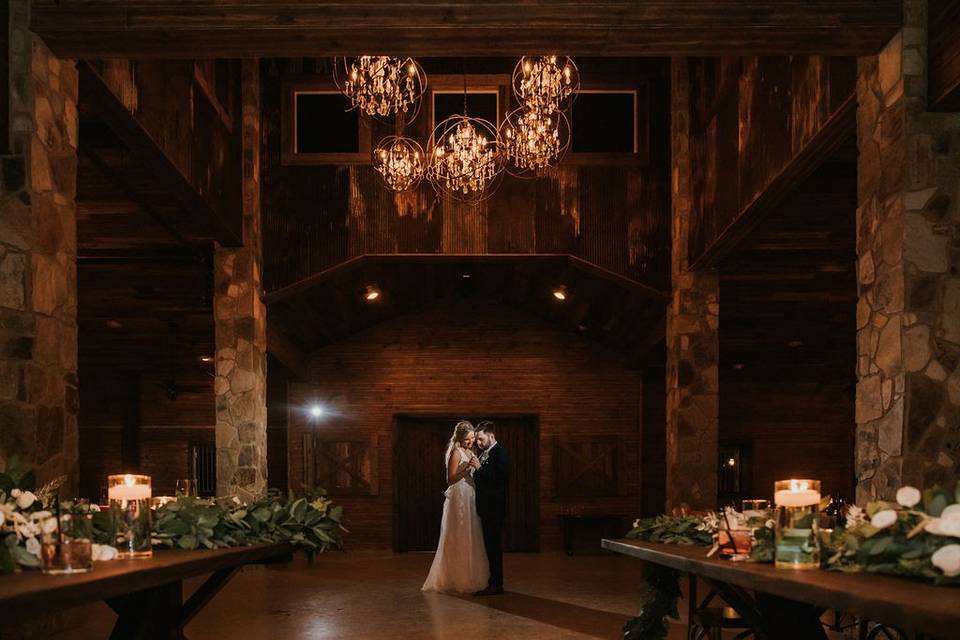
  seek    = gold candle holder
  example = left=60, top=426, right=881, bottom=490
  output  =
left=108, top=474, right=152, bottom=559
left=773, top=479, right=821, bottom=570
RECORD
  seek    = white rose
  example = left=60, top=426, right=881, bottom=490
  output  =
left=931, top=544, right=960, bottom=577
left=941, top=504, right=960, bottom=519
left=870, top=509, right=898, bottom=530
left=90, top=504, right=101, bottom=513
left=25, top=536, right=41, bottom=558
left=10, top=489, right=21, bottom=498
left=92, top=544, right=118, bottom=561
left=40, top=516, right=58, bottom=534
left=16, top=491, right=36, bottom=510
left=925, top=513, right=960, bottom=538
left=895, top=486, right=922, bottom=508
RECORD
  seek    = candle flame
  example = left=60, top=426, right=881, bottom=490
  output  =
left=789, top=479, right=809, bottom=492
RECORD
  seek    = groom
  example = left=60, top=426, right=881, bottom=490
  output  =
left=471, top=420, right=509, bottom=596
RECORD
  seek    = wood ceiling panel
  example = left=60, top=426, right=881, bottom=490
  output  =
left=32, top=1, right=900, bottom=58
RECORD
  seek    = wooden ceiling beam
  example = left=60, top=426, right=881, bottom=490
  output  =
left=32, top=1, right=900, bottom=59
left=78, top=61, right=242, bottom=247
left=266, top=325, right=310, bottom=381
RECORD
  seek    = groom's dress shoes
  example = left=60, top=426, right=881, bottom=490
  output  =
left=473, top=586, right=504, bottom=596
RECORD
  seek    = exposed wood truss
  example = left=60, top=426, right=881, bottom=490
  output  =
left=32, top=1, right=901, bottom=59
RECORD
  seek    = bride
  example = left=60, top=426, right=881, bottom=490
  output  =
left=421, top=420, right=490, bottom=593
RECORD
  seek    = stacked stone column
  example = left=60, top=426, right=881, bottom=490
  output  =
left=213, top=60, right=268, bottom=501
left=665, top=57, right=720, bottom=511
left=0, top=0, right=79, bottom=492
left=855, top=0, right=960, bottom=502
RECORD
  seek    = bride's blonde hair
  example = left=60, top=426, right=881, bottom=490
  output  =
left=445, top=420, right=475, bottom=462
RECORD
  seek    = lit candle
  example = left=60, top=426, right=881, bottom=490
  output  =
left=107, top=474, right=151, bottom=501
left=774, top=479, right=820, bottom=508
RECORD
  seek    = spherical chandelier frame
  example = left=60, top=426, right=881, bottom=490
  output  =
left=426, top=114, right=505, bottom=204
left=333, top=56, right=428, bottom=125
left=372, top=135, right=426, bottom=193
left=499, top=106, right=571, bottom=179
left=511, top=56, right=580, bottom=116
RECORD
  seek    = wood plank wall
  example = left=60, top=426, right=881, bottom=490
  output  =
left=260, top=58, right=670, bottom=294
left=687, top=56, right=856, bottom=264
left=929, top=0, right=960, bottom=110
left=287, top=299, right=642, bottom=550
left=90, top=59, right=242, bottom=238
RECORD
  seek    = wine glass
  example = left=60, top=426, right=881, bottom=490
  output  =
left=175, top=478, right=197, bottom=498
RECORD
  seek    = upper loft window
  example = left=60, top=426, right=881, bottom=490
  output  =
left=282, top=81, right=370, bottom=165
left=570, top=90, right=638, bottom=154
left=295, top=92, right=359, bottom=153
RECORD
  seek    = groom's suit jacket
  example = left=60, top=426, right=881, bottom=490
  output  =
left=474, top=444, right=510, bottom=523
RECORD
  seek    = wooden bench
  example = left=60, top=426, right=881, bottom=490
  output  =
left=603, top=538, right=958, bottom=640
left=0, top=544, right=291, bottom=639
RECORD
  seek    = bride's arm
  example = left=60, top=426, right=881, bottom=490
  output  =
left=447, top=451, right=472, bottom=485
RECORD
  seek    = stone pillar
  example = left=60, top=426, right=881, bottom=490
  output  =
left=213, top=60, right=268, bottom=501
left=855, top=0, right=960, bottom=502
left=665, top=57, right=720, bottom=511
left=0, top=0, right=79, bottom=492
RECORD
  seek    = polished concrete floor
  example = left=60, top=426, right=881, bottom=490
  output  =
left=51, top=551, right=687, bottom=639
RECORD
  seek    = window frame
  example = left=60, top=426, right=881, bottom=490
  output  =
left=564, top=82, right=650, bottom=166
left=428, top=74, right=508, bottom=147
left=281, top=78, right=372, bottom=166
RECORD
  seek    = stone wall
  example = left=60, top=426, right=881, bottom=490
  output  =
left=0, top=0, right=79, bottom=492
left=213, top=60, right=268, bottom=501
left=665, top=57, right=720, bottom=511
left=855, top=0, right=960, bottom=501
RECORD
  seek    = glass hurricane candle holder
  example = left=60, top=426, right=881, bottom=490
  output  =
left=41, top=513, right=94, bottom=575
left=108, top=474, right=152, bottom=559
left=773, top=479, right=821, bottom=570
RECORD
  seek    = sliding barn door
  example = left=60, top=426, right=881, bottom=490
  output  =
left=395, top=415, right=539, bottom=552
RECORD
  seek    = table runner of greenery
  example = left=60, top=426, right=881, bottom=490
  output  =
left=0, top=457, right=345, bottom=574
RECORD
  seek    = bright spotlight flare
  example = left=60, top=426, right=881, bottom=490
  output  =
left=333, top=56, right=427, bottom=125
left=309, top=404, right=325, bottom=418
left=512, top=56, right=579, bottom=116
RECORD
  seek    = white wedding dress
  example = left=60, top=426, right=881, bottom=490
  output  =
left=421, top=446, right=490, bottom=593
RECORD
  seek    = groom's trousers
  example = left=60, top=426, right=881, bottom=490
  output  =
left=481, top=518, right=504, bottom=587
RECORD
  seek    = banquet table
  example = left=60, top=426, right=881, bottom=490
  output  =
left=603, top=538, right=958, bottom=640
left=0, top=543, right=291, bottom=639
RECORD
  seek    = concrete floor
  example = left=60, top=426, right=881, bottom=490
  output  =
left=51, top=551, right=688, bottom=640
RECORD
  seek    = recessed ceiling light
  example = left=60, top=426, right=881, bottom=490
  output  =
left=461, top=273, right=472, bottom=279
left=363, top=285, right=381, bottom=302
left=552, top=285, right=568, bottom=301
left=106, top=319, right=123, bottom=329
left=199, top=355, right=214, bottom=364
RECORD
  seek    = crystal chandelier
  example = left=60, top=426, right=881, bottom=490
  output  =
left=334, top=56, right=427, bottom=123
left=500, top=107, right=570, bottom=176
left=512, top=56, right=579, bottom=115
left=427, top=114, right=503, bottom=202
left=373, top=135, right=425, bottom=192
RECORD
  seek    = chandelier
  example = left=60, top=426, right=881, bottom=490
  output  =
left=427, top=114, right=503, bottom=202
left=334, top=56, right=427, bottom=123
left=512, top=56, right=579, bottom=115
left=500, top=107, right=570, bottom=176
left=373, top=135, right=425, bottom=192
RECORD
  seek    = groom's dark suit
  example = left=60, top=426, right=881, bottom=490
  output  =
left=474, top=442, right=509, bottom=589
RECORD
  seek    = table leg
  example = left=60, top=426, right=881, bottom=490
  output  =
left=107, top=580, right=183, bottom=640
left=753, top=592, right=828, bottom=640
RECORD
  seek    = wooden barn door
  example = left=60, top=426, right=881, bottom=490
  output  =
left=395, top=415, right=539, bottom=553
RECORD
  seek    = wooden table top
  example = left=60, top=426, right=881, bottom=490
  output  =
left=0, top=543, right=290, bottom=621
left=603, top=538, right=960, bottom=639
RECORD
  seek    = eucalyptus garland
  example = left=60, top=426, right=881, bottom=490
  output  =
left=626, top=514, right=715, bottom=546
left=1, top=456, right=346, bottom=574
